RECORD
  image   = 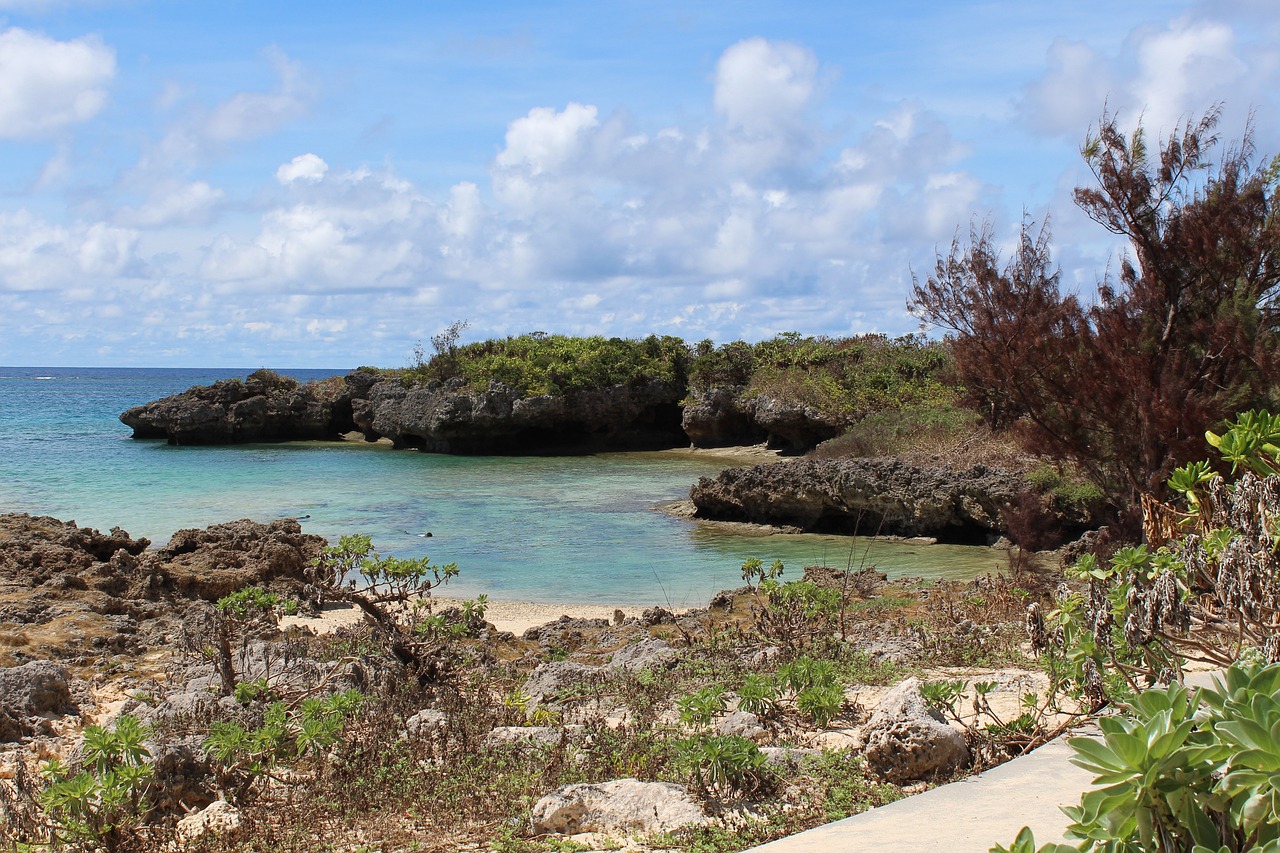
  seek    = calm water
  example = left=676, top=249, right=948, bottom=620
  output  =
left=0, top=367, right=1003, bottom=606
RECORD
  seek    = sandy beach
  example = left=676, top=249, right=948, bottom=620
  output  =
left=280, top=597, right=661, bottom=637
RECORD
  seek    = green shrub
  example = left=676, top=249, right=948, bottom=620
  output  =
left=993, top=662, right=1280, bottom=852
left=689, top=332, right=958, bottom=426
left=675, top=734, right=771, bottom=799
left=405, top=333, right=690, bottom=396
left=40, top=715, right=153, bottom=847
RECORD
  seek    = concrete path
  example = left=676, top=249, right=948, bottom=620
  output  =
left=746, top=729, right=1099, bottom=852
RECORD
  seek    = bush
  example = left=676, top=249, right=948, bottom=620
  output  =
left=993, top=662, right=1280, bottom=852
left=406, top=333, right=691, bottom=396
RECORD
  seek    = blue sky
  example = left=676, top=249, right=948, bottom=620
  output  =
left=1, top=0, right=1277, bottom=367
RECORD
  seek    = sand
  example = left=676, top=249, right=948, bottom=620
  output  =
left=279, top=598, right=658, bottom=638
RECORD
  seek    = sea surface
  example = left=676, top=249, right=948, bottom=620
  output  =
left=0, top=367, right=1004, bottom=606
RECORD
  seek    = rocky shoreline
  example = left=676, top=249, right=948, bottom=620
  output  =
left=120, top=369, right=863, bottom=455
left=0, top=511, right=1050, bottom=851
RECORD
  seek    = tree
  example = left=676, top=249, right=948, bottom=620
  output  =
left=911, top=107, right=1280, bottom=512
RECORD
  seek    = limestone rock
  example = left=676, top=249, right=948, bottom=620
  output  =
left=608, top=638, right=677, bottom=671
left=176, top=800, right=242, bottom=843
left=0, top=660, right=76, bottom=740
left=690, top=457, right=1027, bottom=541
left=531, top=779, right=709, bottom=836
left=405, top=708, right=448, bottom=739
left=715, top=710, right=767, bottom=743
left=862, top=677, right=969, bottom=783
left=120, top=370, right=359, bottom=444
left=521, top=661, right=601, bottom=710
left=484, top=726, right=573, bottom=748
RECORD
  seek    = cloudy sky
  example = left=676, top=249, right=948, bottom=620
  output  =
left=1, top=0, right=1277, bottom=367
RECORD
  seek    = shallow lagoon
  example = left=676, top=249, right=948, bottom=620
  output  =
left=0, top=367, right=1003, bottom=606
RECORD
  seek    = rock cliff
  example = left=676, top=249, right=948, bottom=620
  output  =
left=360, top=378, right=686, bottom=453
left=123, top=369, right=687, bottom=454
left=120, top=369, right=377, bottom=445
left=680, top=387, right=845, bottom=451
left=688, top=457, right=1026, bottom=543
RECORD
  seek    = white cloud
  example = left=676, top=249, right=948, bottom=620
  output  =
left=0, top=27, right=115, bottom=139
left=205, top=47, right=312, bottom=142
left=1020, top=14, right=1265, bottom=141
left=277, top=153, right=329, bottom=184
left=713, top=38, right=817, bottom=134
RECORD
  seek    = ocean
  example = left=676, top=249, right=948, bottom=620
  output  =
left=0, top=367, right=1002, bottom=606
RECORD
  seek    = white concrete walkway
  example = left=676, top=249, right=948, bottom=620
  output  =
left=746, top=730, right=1099, bottom=852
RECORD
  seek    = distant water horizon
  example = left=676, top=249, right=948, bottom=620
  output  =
left=0, top=366, right=1004, bottom=607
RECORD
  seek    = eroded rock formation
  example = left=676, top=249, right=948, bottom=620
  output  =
left=0, top=513, right=325, bottom=673
left=689, top=457, right=1026, bottom=542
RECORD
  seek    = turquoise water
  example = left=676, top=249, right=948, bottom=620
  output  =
left=0, top=367, right=1003, bottom=606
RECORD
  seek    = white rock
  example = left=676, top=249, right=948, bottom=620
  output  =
left=531, top=778, right=709, bottom=836
left=176, top=800, right=242, bottom=843
left=861, top=677, right=969, bottom=783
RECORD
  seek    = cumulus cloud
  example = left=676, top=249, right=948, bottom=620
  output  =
left=277, top=153, right=329, bottom=184
left=713, top=38, right=817, bottom=134
left=0, top=27, right=115, bottom=139
left=1019, top=14, right=1269, bottom=141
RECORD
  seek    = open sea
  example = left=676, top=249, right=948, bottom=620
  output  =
left=0, top=367, right=1003, bottom=607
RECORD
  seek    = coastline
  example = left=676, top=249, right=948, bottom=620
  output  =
left=280, top=597, right=671, bottom=637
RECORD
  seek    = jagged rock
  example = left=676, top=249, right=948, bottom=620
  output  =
left=405, top=709, right=448, bottom=739
left=715, top=710, right=767, bottom=743
left=364, top=378, right=688, bottom=454
left=690, top=457, right=1027, bottom=542
left=639, top=607, right=675, bottom=626
left=147, top=735, right=215, bottom=812
left=484, top=726, right=574, bottom=748
left=751, top=395, right=846, bottom=450
left=0, top=513, right=323, bottom=666
left=175, top=800, right=242, bottom=843
left=608, top=638, right=677, bottom=671
left=862, top=677, right=969, bottom=783
left=681, top=387, right=765, bottom=448
left=530, top=779, right=709, bottom=835
left=522, top=616, right=611, bottom=653
left=120, top=370, right=358, bottom=444
left=521, top=661, right=601, bottom=710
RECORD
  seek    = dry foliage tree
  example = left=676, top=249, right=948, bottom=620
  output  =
left=910, top=107, right=1280, bottom=516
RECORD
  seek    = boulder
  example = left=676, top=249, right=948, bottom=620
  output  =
left=862, top=677, right=969, bottom=783
left=175, top=800, right=242, bottom=843
left=531, top=779, right=709, bottom=835
left=0, top=660, right=75, bottom=718
left=715, top=710, right=767, bottom=743
left=520, top=661, right=601, bottom=710
left=608, top=637, right=677, bottom=671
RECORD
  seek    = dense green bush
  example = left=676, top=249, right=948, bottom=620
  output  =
left=407, top=332, right=690, bottom=396
left=993, top=662, right=1280, bottom=853
left=689, top=332, right=957, bottom=422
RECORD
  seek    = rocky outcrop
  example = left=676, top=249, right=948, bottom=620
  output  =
left=681, top=388, right=843, bottom=452
left=530, top=779, right=709, bottom=835
left=124, top=369, right=688, bottom=454
left=0, top=513, right=324, bottom=671
left=361, top=378, right=686, bottom=453
left=689, top=457, right=1025, bottom=542
left=862, top=677, right=970, bottom=783
left=0, top=660, right=77, bottom=740
left=119, top=369, right=375, bottom=445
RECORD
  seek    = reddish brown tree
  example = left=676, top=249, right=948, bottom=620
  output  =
left=910, top=107, right=1280, bottom=512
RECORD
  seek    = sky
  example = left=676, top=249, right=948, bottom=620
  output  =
left=1, top=0, right=1278, bottom=368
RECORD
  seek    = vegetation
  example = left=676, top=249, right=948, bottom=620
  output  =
left=911, top=107, right=1280, bottom=513
left=689, top=332, right=958, bottom=424
left=406, top=331, right=691, bottom=396
left=994, top=663, right=1280, bottom=853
